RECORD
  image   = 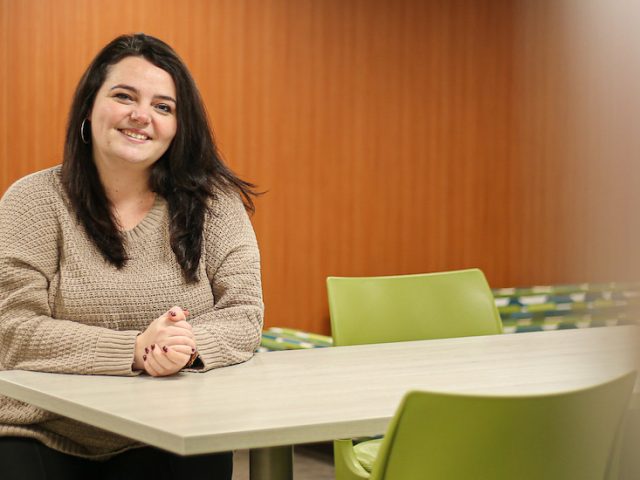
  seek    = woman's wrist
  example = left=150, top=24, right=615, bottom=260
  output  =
left=132, top=334, right=146, bottom=371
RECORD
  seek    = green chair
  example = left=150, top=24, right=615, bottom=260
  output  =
left=327, top=268, right=503, bottom=347
left=327, top=269, right=503, bottom=477
left=334, top=371, right=636, bottom=480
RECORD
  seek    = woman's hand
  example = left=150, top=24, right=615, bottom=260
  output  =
left=143, top=342, right=193, bottom=377
left=133, top=307, right=197, bottom=376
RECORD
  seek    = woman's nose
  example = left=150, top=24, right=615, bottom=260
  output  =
left=130, top=109, right=151, bottom=125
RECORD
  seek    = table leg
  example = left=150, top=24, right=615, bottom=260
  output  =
left=249, top=446, right=293, bottom=480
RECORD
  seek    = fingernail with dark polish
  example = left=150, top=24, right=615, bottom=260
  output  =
left=162, top=346, right=168, bottom=353
left=143, top=354, right=147, bottom=361
left=191, top=348, right=196, bottom=354
left=144, top=347, right=149, bottom=354
left=169, top=311, right=176, bottom=317
left=151, top=344, right=155, bottom=351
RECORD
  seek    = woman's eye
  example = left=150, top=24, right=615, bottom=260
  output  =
left=155, top=104, right=173, bottom=114
left=114, top=93, right=132, bottom=101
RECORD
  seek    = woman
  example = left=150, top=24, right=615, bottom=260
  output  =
left=0, top=33, right=263, bottom=479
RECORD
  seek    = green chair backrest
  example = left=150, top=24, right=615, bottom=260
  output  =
left=370, top=372, right=637, bottom=480
left=327, top=269, right=503, bottom=346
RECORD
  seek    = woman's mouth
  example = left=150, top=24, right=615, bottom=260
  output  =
left=119, top=129, right=150, bottom=141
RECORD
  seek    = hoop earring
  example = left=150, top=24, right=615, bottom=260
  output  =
left=80, top=119, right=90, bottom=144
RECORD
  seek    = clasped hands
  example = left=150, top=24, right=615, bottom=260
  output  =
left=133, top=306, right=197, bottom=377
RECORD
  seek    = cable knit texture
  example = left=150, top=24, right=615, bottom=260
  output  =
left=0, top=166, right=263, bottom=459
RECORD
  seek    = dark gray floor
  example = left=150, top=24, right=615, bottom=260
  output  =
left=233, top=444, right=335, bottom=480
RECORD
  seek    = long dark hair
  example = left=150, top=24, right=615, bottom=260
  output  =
left=61, top=33, right=256, bottom=283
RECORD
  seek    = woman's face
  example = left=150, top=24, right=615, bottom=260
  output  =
left=89, top=56, right=177, bottom=172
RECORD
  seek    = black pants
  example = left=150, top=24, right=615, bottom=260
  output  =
left=0, top=437, right=232, bottom=480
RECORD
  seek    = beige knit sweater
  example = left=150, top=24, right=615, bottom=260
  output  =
left=0, top=166, right=263, bottom=459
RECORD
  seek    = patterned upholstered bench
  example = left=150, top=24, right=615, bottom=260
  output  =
left=495, top=282, right=640, bottom=333
left=259, top=327, right=334, bottom=352
left=260, top=282, right=640, bottom=351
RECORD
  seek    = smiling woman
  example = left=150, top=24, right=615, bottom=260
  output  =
left=0, top=33, right=263, bottom=480
left=90, top=57, right=179, bottom=230
left=91, top=58, right=177, bottom=170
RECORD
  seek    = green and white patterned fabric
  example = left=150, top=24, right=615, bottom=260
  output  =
left=260, top=282, right=640, bottom=351
left=494, top=282, right=640, bottom=333
left=259, top=327, right=333, bottom=352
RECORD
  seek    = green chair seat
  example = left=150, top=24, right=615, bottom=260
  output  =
left=353, top=438, right=383, bottom=473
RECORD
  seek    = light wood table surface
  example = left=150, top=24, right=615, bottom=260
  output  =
left=0, top=326, right=638, bottom=479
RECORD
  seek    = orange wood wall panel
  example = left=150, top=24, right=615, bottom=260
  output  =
left=1, top=0, right=637, bottom=334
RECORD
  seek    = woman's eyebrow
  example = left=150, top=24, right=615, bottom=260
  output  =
left=110, top=84, right=177, bottom=103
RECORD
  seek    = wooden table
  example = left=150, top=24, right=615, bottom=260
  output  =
left=0, top=326, right=638, bottom=479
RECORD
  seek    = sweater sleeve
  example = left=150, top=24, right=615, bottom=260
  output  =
left=189, top=190, right=264, bottom=372
left=0, top=174, right=140, bottom=376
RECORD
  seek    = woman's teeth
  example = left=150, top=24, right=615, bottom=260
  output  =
left=121, top=129, right=148, bottom=140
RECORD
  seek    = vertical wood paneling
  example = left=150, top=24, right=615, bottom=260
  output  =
left=1, top=0, right=636, bottom=334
